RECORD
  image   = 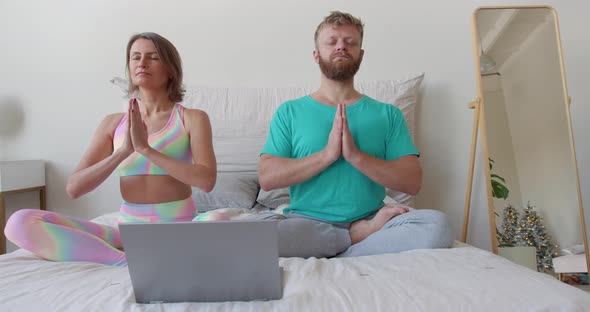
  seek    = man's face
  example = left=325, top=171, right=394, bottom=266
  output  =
left=314, top=24, right=364, bottom=81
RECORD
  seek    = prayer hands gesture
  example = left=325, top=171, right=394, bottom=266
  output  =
left=129, top=99, right=150, bottom=154
left=118, top=98, right=150, bottom=156
left=325, top=103, right=361, bottom=163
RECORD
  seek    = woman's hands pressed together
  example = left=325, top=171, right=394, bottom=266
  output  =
left=126, top=98, right=151, bottom=155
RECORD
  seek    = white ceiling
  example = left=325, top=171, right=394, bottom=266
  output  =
left=476, top=8, right=552, bottom=74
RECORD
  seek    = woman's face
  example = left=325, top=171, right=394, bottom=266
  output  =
left=128, top=38, right=170, bottom=91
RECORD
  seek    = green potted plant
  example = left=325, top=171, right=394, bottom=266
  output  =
left=489, top=158, right=509, bottom=200
left=489, top=158, right=510, bottom=244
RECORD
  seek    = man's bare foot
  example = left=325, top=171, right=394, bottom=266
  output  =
left=349, top=206, right=409, bottom=244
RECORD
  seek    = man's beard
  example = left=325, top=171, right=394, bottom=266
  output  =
left=318, top=52, right=361, bottom=81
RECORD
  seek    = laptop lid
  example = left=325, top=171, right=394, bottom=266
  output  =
left=120, top=220, right=282, bottom=303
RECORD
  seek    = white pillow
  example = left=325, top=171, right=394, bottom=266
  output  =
left=180, top=73, right=423, bottom=174
left=192, top=173, right=259, bottom=212
left=181, top=86, right=308, bottom=174
left=110, top=73, right=424, bottom=207
left=257, top=187, right=290, bottom=209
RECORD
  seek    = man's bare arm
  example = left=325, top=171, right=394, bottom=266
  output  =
left=347, top=154, right=422, bottom=195
left=258, top=152, right=336, bottom=191
left=340, top=104, right=421, bottom=194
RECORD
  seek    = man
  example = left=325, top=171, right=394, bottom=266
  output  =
left=258, top=11, right=454, bottom=258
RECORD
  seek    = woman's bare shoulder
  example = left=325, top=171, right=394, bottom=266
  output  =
left=182, top=108, right=211, bottom=135
left=95, top=112, right=127, bottom=136
left=104, top=112, right=126, bottom=125
left=182, top=107, right=208, bottom=117
left=183, top=108, right=210, bottom=123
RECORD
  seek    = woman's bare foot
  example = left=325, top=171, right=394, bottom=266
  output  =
left=349, top=206, right=409, bottom=244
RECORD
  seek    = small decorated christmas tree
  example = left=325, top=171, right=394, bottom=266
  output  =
left=498, top=204, right=519, bottom=247
left=514, top=202, right=559, bottom=272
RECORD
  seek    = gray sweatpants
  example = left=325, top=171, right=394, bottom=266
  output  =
left=249, top=209, right=455, bottom=258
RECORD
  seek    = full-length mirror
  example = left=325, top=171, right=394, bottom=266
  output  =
left=464, top=6, right=589, bottom=278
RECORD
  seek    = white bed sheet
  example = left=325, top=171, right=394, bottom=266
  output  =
left=1, top=212, right=589, bottom=312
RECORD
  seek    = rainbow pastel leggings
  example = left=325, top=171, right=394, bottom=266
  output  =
left=3, top=197, right=197, bottom=266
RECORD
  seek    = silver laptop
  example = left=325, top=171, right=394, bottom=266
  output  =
left=119, top=220, right=282, bottom=303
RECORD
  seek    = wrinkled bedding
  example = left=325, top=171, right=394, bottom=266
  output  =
left=1, top=210, right=588, bottom=311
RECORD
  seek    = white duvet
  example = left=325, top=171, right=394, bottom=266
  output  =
left=1, top=212, right=589, bottom=311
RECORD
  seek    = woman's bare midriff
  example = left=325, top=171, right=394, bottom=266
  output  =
left=119, top=175, right=192, bottom=204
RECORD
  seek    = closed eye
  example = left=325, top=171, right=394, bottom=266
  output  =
left=130, top=52, right=159, bottom=60
left=345, top=38, right=357, bottom=45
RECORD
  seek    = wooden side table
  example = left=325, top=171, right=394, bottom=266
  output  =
left=0, top=160, right=46, bottom=254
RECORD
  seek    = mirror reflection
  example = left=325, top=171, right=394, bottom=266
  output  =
left=475, top=8, right=585, bottom=275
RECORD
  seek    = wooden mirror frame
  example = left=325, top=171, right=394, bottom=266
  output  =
left=461, top=5, right=589, bottom=274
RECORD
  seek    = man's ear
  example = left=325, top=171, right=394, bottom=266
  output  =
left=359, top=49, right=365, bottom=63
left=313, top=49, right=320, bottom=64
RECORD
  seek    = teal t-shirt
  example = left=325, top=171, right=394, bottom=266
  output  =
left=261, top=95, right=419, bottom=222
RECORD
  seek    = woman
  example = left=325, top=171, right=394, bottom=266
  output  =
left=4, top=32, right=217, bottom=266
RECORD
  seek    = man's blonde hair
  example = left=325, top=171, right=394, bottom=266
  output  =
left=314, top=11, right=364, bottom=47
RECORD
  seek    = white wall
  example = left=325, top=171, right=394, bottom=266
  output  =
left=482, top=85, right=524, bottom=213
left=1, top=0, right=589, bottom=252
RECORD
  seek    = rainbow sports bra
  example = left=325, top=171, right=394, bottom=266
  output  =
left=113, top=104, right=193, bottom=176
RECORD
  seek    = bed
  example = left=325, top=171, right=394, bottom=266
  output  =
left=2, top=74, right=589, bottom=311
left=1, top=212, right=589, bottom=311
